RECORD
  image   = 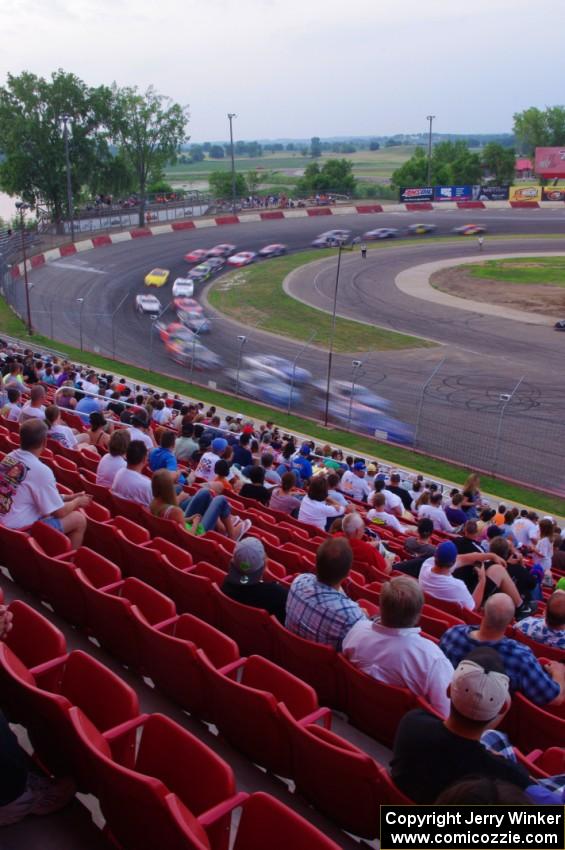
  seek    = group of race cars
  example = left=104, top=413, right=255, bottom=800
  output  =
left=311, top=223, right=487, bottom=246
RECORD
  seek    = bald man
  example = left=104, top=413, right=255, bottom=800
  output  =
left=440, top=593, right=565, bottom=707
left=516, top=590, right=565, bottom=651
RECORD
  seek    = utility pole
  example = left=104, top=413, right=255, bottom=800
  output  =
left=228, top=113, right=237, bottom=214
left=426, top=115, right=435, bottom=186
left=15, top=202, right=33, bottom=335
left=62, top=115, right=75, bottom=242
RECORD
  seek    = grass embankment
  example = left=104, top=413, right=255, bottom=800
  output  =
left=470, top=257, right=565, bottom=286
left=208, top=250, right=433, bottom=353
left=0, top=294, right=562, bottom=515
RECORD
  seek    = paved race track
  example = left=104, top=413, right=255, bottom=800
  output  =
left=19, top=207, right=565, bottom=490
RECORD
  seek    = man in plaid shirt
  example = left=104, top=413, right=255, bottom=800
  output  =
left=515, top=590, right=565, bottom=651
left=285, top=537, right=366, bottom=650
left=440, top=594, right=564, bottom=707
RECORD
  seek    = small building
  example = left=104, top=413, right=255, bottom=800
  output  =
left=515, top=158, right=533, bottom=179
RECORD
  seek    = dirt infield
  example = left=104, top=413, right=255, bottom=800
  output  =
left=430, top=265, right=565, bottom=316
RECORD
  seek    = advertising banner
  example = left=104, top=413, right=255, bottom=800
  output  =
left=508, top=185, right=542, bottom=202
left=399, top=187, right=434, bottom=203
left=534, top=146, right=565, bottom=178
left=434, top=186, right=473, bottom=202
left=473, top=185, right=509, bottom=201
left=541, top=187, right=565, bottom=202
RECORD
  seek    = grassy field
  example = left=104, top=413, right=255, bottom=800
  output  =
left=0, top=293, right=564, bottom=514
left=165, top=146, right=416, bottom=186
left=470, top=257, right=565, bottom=286
left=208, top=250, right=433, bottom=353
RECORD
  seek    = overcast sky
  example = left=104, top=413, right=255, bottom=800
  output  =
left=2, top=0, right=565, bottom=142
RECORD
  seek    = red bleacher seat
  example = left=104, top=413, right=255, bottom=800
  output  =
left=0, top=647, right=139, bottom=780
left=4, top=600, right=67, bottom=689
left=270, top=616, right=340, bottom=709
left=133, top=612, right=238, bottom=718
left=198, top=651, right=324, bottom=777
left=506, top=692, right=565, bottom=753
left=163, top=561, right=225, bottom=624
left=211, top=584, right=274, bottom=658
left=111, top=492, right=149, bottom=524
left=513, top=628, right=564, bottom=663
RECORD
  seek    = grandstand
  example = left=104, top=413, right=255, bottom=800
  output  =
left=0, top=338, right=563, bottom=848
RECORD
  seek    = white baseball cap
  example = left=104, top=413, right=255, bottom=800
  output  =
left=451, top=656, right=510, bottom=722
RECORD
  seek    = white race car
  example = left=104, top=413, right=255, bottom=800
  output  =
left=227, top=251, right=257, bottom=267
left=207, top=243, right=236, bottom=258
left=259, top=243, right=287, bottom=258
left=135, top=294, right=161, bottom=314
left=172, top=278, right=195, bottom=297
left=363, top=228, right=399, bottom=240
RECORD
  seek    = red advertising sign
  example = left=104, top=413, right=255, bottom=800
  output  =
left=534, top=147, right=565, bottom=177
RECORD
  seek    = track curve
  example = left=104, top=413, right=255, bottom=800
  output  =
left=22, top=207, right=565, bottom=488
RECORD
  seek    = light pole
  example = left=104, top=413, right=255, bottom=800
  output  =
left=323, top=241, right=347, bottom=427
left=235, top=334, right=247, bottom=396
left=76, top=297, right=84, bottom=350
left=287, top=331, right=316, bottom=415
left=346, top=360, right=362, bottom=431
left=228, top=113, right=237, bottom=214
left=426, top=115, right=435, bottom=187
left=110, top=289, right=130, bottom=359
left=62, top=115, right=75, bottom=242
left=15, top=202, right=33, bottom=335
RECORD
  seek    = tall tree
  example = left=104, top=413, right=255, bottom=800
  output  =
left=513, top=105, right=565, bottom=156
left=481, top=143, right=516, bottom=184
left=209, top=170, right=247, bottom=199
left=391, top=141, right=481, bottom=187
left=310, top=136, right=322, bottom=158
left=0, top=69, right=112, bottom=229
left=109, top=85, right=188, bottom=226
left=297, top=159, right=356, bottom=195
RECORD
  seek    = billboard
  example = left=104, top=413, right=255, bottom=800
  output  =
left=473, top=185, right=509, bottom=201
left=535, top=147, right=565, bottom=178
left=508, top=185, right=542, bottom=202
left=542, top=187, right=565, bottom=202
left=399, top=187, right=434, bottom=203
left=434, top=185, right=474, bottom=201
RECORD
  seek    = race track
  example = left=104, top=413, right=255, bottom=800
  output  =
left=18, top=207, right=565, bottom=490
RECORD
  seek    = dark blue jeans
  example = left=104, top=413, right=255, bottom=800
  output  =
left=180, top=489, right=231, bottom=532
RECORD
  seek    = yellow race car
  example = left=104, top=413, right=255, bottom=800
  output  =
left=144, top=267, right=170, bottom=287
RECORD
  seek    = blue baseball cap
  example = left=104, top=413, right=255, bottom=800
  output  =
left=435, top=540, right=458, bottom=568
left=212, top=437, right=228, bottom=454
left=353, top=461, right=366, bottom=471
left=300, top=443, right=311, bottom=455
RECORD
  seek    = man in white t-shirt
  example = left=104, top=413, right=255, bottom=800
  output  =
left=0, top=419, right=90, bottom=548
left=340, top=462, right=371, bottom=502
left=19, top=386, right=46, bottom=423
left=367, top=493, right=404, bottom=532
left=128, top=412, right=156, bottom=452
left=78, top=371, right=99, bottom=397
left=418, top=492, right=457, bottom=533
left=195, top=437, right=227, bottom=482
left=372, top=480, right=403, bottom=517
left=111, top=440, right=152, bottom=507
left=513, top=511, right=539, bottom=551
left=96, top=429, right=130, bottom=488
left=343, top=576, right=454, bottom=717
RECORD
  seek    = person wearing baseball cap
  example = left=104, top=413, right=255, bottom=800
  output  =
left=418, top=540, right=509, bottom=611
left=194, top=437, right=228, bottom=482
left=340, top=460, right=371, bottom=503
left=390, top=648, right=532, bottom=803
left=292, top=443, right=314, bottom=485
left=221, top=537, right=289, bottom=623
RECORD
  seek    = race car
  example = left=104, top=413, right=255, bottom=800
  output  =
left=184, top=248, right=208, bottom=263
left=205, top=257, right=225, bottom=272
left=177, top=310, right=211, bottom=333
left=172, top=278, right=195, bottom=298
left=311, top=229, right=351, bottom=248
left=227, top=368, right=299, bottom=407
left=452, top=224, right=487, bottom=236
left=207, top=243, right=236, bottom=258
left=173, top=297, right=203, bottom=314
left=554, top=320, right=565, bottom=331
left=165, top=336, right=222, bottom=369
left=144, top=268, right=170, bottom=287
left=242, top=354, right=311, bottom=385
left=156, top=321, right=194, bottom=345
left=363, top=228, right=399, bottom=240
left=190, top=262, right=213, bottom=282
left=407, top=223, right=437, bottom=235
left=135, top=294, right=161, bottom=314
left=258, top=243, right=287, bottom=258
left=227, top=251, right=257, bottom=267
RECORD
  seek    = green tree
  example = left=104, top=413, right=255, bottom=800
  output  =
left=391, top=146, right=428, bottom=186
left=310, top=136, right=322, bottom=158
left=369, top=140, right=380, bottom=151
left=208, top=144, right=225, bottom=159
left=109, top=85, right=188, bottom=226
left=189, top=144, right=204, bottom=162
left=208, top=170, right=247, bottom=199
left=286, top=142, right=295, bottom=151
left=481, top=142, right=515, bottom=184
left=391, top=141, right=481, bottom=187
left=297, top=158, right=356, bottom=195
left=246, top=170, right=260, bottom=194
left=0, top=69, right=112, bottom=229
left=513, top=105, right=565, bottom=156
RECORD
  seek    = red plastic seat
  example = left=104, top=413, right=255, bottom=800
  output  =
left=50, top=457, right=85, bottom=491
left=509, top=693, right=565, bottom=752
left=279, top=703, right=407, bottom=838
left=230, top=792, right=342, bottom=850
left=77, top=450, right=101, bottom=473
left=111, top=492, right=149, bottom=524
left=30, top=518, right=72, bottom=556
left=133, top=612, right=238, bottom=717
left=198, top=652, right=323, bottom=776
left=4, top=600, right=67, bottom=690
left=336, top=655, right=422, bottom=746
left=116, top=532, right=177, bottom=595
left=68, top=709, right=242, bottom=850
left=0, top=524, right=42, bottom=592
left=164, top=562, right=226, bottom=624
left=212, top=584, right=275, bottom=658
left=77, top=574, right=176, bottom=668
left=270, top=616, right=340, bottom=708
left=515, top=747, right=565, bottom=780
left=513, top=628, right=564, bottom=663
left=81, top=474, right=115, bottom=512
left=0, top=647, right=139, bottom=780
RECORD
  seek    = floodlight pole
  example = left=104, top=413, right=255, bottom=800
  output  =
left=323, top=242, right=344, bottom=427
left=228, top=113, right=237, bottom=214
left=426, top=115, right=435, bottom=186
